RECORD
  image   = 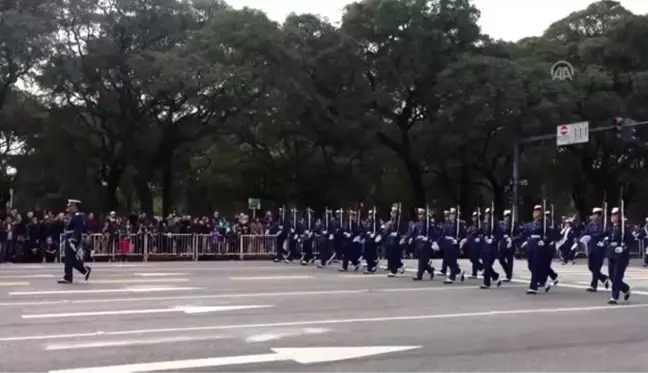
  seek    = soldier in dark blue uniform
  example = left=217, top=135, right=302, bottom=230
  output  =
left=437, top=210, right=450, bottom=276
left=635, top=218, right=648, bottom=267
left=498, top=209, right=516, bottom=282
left=363, top=209, right=380, bottom=274
left=466, top=211, right=483, bottom=279
left=479, top=208, right=503, bottom=289
left=57, top=199, right=91, bottom=284
left=541, top=209, right=560, bottom=292
left=384, top=204, right=406, bottom=277
left=441, top=208, right=465, bottom=284
left=605, top=207, right=632, bottom=304
left=580, top=207, right=610, bottom=292
left=317, top=210, right=334, bottom=268
left=340, top=211, right=361, bottom=272
left=300, top=210, right=315, bottom=265
left=272, top=208, right=288, bottom=262
left=518, top=205, right=545, bottom=294
left=411, top=208, right=435, bottom=281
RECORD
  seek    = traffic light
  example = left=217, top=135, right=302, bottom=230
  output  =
left=613, top=117, right=637, bottom=142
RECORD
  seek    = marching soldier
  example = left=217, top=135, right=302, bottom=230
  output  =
left=579, top=207, right=610, bottom=292
left=340, top=210, right=361, bottom=272
left=479, top=206, right=503, bottom=289
left=498, top=209, right=516, bottom=282
left=541, top=207, right=560, bottom=292
left=317, top=209, right=334, bottom=268
left=441, top=208, right=465, bottom=284
left=385, top=204, right=406, bottom=277
left=300, top=209, right=315, bottom=265
left=635, top=218, right=648, bottom=267
left=557, top=217, right=578, bottom=265
left=411, top=207, right=436, bottom=281
left=519, top=205, right=546, bottom=294
left=466, top=211, right=484, bottom=279
left=605, top=207, right=632, bottom=304
left=363, top=208, right=380, bottom=274
left=57, top=199, right=91, bottom=284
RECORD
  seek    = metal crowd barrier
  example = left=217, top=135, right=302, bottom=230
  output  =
left=59, top=233, right=279, bottom=262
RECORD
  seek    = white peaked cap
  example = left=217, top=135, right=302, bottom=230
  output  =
left=484, top=208, right=491, bottom=214
left=533, top=205, right=542, bottom=210
left=417, top=208, right=425, bottom=214
left=611, top=207, right=620, bottom=214
left=443, top=210, right=449, bottom=215
left=592, top=207, right=602, bottom=213
left=449, top=208, right=457, bottom=213
left=503, top=210, right=511, bottom=216
left=472, top=211, right=478, bottom=217
left=544, top=210, right=551, bottom=215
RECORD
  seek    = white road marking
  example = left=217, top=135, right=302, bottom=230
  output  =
left=0, top=282, right=29, bottom=286
left=5, top=303, right=648, bottom=342
left=133, top=273, right=188, bottom=277
left=0, top=274, right=54, bottom=279
left=9, top=287, right=202, bottom=296
left=245, top=328, right=330, bottom=342
left=45, top=335, right=227, bottom=350
left=229, top=276, right=314, bottom=280
left=89, top=278, right=189, bottom=284
left=23, top=305, right=273, bottom=319
left=48, top=346, right=421, bottom=373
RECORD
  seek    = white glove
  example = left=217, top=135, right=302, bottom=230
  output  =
left=265, top=230, right=270, bottom=235
left=614, top=246, right=624, bottom=254
left=450, top=238, right=458, bottom=245
left=328, top=234, right=334, bottom=240
left=474, top=238, right=481, bottom=243
left=597, top=241, right=604, bottom=247
left=485, top=238, right=493, bottom=244
left=570, top=243, right=578, bottom=251
left=290, top=228, right=295, bottom=234
left=538, top=240, right=545, bottom=247
left=610, top=242, right=618, bottom=247
left=390, top=232, right=397, bottom=237
left=375, top=235, right=382, bottom=243
left=344, top=232, right=351, bottom=238
left=580, top=235, right=591, bottom=244
left=422, top=237, right=429, bottom=242
left=459, top=238, right=467, bottom=249
left=293, top=234, right=299, bottom=240
left=352, top=236, right=360, bottom=243
left=521, top=241, right=528, bottom=248
left=432, top=242, right=440, bottom=251
left=399, top=239, right=406, bottom=245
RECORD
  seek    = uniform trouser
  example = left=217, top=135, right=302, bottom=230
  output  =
left=386, top=243, right=402, bottom=274
left=588, top=250, right=608, bottom=289
left=469, top=243, right=483, bottom=276
left=287, top=239, right=300, bottom=261
left=442, top=243, right=461, bottom=280
left=414, top=244, right=433, bottom=279
left=498, top=245, right=514, bottom=280
left=364, top=242, right=378, bottom=272
left=319, top=239, right=332, bottom=266
left=301, top=239, right=314, bottom=263
left=333, top=239, right=343, bottom=260
left=480, top=244, right=500, bottom=287
left=559, top=243, right=574, bottom=263
left=64, top=241, right=88, bottom=281
left=542, top=245, right=558, bottom=284
left=439, top=246, right=447, bottom=274
left=608, top=254, right=630, bottom=300
left=342, top=242, right=360, bottom=270
left=274, top=237, right=287, bottom=261
left=527, top=245, right=544, bottom=291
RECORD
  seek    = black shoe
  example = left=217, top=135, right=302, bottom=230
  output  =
left=608, top=298, right=618, bottom=305
left=429, top=268, right=435, bottom=280
left=526, top=289, right=538, bottom=294
left=624, top=289, right=631, bottom=301
left=57, top=279, right=72, bottom=284
left=496, top=279, right=503, bottom=288
left=460, top=271, right=465, bottom=282
left=480, top=285, right=490, bottom=289
left=586, top=287, right=597, bottom=293
left=84, top=267, right=92, bottom=281
left=412, top=276, right=422, bottom=281
left=604, top=278, right=610, bottom=289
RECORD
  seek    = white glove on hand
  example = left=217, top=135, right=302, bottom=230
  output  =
left=390, top=232, right=397, bottom=237
left=459, top=238, right=467, bottom=249
left=474, top=238, right=481, bottom=243
left=485, top=238, right=493, bottom=244
left=432, top=242, right=440, bottom=251
left=580, top=235, right=591, bottom=245
left=375, top=235, right=382, bottom=243
left=328, top=234, right=334, bottom=240
left=570, top=243, right=578, bottom=251
left=538, top=240, right=545, bottom=247
left=597, top=241, right=604, bottom=247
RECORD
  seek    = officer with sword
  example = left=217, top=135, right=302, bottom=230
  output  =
left=385, top=203, right=407, bottom=277
left=580, top=205, right=610, bottom=292
left=363, top=207, right=381, bottom=274
left=498, top=208, right=517, bottom=282
left=57, top=199, right=92, bottom=284
left=605, top=194, right=632, bottom=304
left=441, top=207, right=466, bottom=284
left=479, top=204, right=503, bottom=289
left=411, top=206, right=437, bottom=281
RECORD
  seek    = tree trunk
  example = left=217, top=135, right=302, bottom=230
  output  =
left=133, top=170, right=153, bottom=215
left=403, top=156, right=425, bottom=210
left=161, top=158, right=172, bottom=217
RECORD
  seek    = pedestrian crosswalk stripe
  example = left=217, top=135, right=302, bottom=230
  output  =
left=90, top=278, right=189, bottom=284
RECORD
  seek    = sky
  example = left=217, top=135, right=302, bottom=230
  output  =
left=227, top=0, right=648, bottom=41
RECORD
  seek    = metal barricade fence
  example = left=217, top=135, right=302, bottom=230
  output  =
left=59, top=233, right=279, bottom=262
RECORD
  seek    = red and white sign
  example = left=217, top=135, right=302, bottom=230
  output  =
left=556, top=122, right=589, bottom=146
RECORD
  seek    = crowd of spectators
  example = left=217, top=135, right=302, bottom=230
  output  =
left=0, top=208, right=272, bottom=263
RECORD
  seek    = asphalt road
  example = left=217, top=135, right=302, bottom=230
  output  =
left=0, top=258, right=647, bottom=372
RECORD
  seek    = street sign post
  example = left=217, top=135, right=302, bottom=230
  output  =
left=248, top=198, right=261, bottom=218
left=556, top=121, right=589, bottom=146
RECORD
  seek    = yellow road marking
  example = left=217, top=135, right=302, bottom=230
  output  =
left=0, top=282, right=29, bottom=286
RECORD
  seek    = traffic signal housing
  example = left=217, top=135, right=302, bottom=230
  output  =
left=613, top=117, right=637, bottom=142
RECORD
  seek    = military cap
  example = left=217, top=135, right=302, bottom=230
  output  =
left=67, top=199, right=81, bottom=206
left=533, top=205, right=542, bottom=210
left=592, top=207, right=603, bottom=214
left=611, top=207, right=620, bottom=214
left=503, top=210, right=511, bottom=216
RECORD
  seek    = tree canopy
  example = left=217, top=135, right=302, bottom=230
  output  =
left=2, top=0, right=647, bottom=220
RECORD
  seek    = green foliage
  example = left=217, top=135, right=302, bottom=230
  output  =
left=3, top=0, right=648, bottom=219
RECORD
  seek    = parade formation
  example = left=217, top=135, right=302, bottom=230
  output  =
left=269, top=199, right=642, bottom=305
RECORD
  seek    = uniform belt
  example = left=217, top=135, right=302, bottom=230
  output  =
left=530, top=235, right=541, bottom=239
left=610, top=242, right=619, bottom=245
left=416, top=235, right=426, bottom=239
